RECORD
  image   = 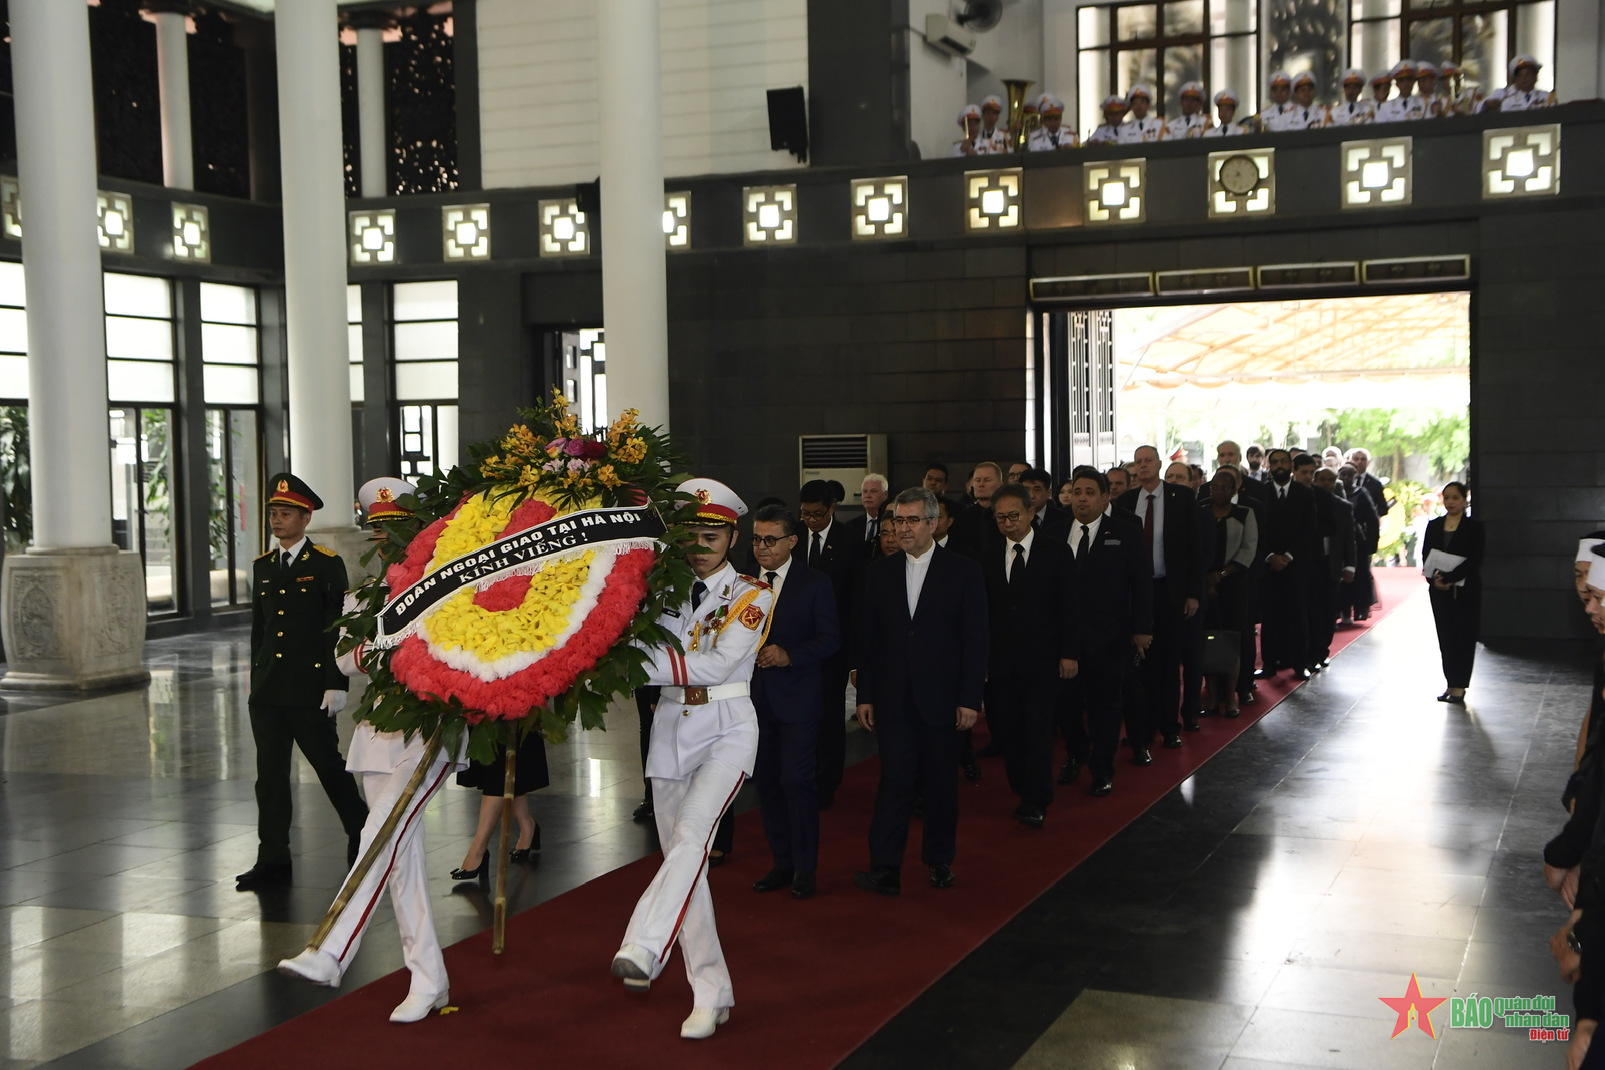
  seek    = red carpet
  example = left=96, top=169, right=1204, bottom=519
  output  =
left=195, top=568, right=1423, bottom=1070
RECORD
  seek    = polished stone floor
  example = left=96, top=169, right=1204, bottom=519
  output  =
left=0, top=588, right=1584, bottom=1069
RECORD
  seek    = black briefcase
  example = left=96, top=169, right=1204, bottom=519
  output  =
left=1201, top=630, right=1240, bottom=677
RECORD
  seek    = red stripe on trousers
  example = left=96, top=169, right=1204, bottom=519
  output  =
left=658, top=771, right=746, bottom=965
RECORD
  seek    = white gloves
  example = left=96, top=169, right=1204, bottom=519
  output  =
left=321, top=689, right=347, bottom=716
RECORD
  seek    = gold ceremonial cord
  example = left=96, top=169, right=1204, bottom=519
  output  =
left=306, top=725, right=445, bottom=953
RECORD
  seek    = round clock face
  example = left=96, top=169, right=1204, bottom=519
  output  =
left=1219, top=154, right=1261, bottom=195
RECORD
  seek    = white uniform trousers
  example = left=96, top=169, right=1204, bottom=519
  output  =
left=620, top=758, right=747, bottom=1008
left=321, top=751, right=457, bottom=999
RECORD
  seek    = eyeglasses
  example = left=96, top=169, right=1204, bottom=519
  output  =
left=798, top=508, right=830, bottom=520
left=888, top=515, right=933, bottom=527
left=749, top=534, right=795, bottom=548
left=993, top=511, right=1024, bottom=523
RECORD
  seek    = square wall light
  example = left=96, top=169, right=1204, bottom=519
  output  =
left=172, top=203, right=210, bottom=262
left=851, top=176, right=907, bottom=240
left=349, top=208, right=395, bottom=265
left=1207, top=149, right=1275, bottom=218
left=97, top=191, right=134, bottom=253
left=443, top=203, right=491, bottom=259
left=1484, top=125, right=1560, bottom=198
left=539, top=199, right=590, bottom=257
left=1341, top=137, right=1411, bottom=208
left=743, top=185, right=797, bottom=245
left=1085, top=159, right=1146, bottom=224
left=0, top=176, right=18, bottom=240
left=965, top=168, right=1021, bottom=231
left=663, top=191, right=691, bottom=249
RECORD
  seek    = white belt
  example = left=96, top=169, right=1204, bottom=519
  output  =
left=661, top=683, right=749, bottom=706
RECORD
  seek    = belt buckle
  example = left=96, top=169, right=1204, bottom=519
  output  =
left=683, top=686, right=709, bottom=705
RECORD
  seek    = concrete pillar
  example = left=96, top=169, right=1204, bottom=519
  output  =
left=1554, top=0, right=1592, bottom=101
left=351, top=12, right=390, bottom=198
left=276, top=0, right=358, bottom=552
left=596, top=0, right=670, bottom=428
left=2, top=0, right=148, bottom=689
left=147, top=2, right=194, bottom=190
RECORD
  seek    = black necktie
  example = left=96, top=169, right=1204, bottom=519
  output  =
left=1009, top=543, right=1025, bottom=589
left=281, top=550, right=293, bottom=572
left=691, top=580, right=707, bottom=610
left=764, top=570, right=778, bottom=590
left=1078, top=524, right=1090, bottom=560
left=867, top=518, right=878, bottom=541
left=809, top=532, right=821, bottom=567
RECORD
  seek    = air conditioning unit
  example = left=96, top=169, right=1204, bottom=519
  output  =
left=924, top=13, right=976, bottom=57
left=799, top=434, right=888, bottom=507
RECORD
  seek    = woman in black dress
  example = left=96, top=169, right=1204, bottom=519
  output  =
left=1421, top=481, right=1483, bottom=704
left=450, top=727, right=549, bottom=879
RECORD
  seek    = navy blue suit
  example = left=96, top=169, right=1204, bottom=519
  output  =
left=752, top=561, right=840, bottom=875
left=1117, top=482, right=1204, bottom=743
left=794, top=518, right=856, bottom=802
left=856, top=544, right=988, bottom=869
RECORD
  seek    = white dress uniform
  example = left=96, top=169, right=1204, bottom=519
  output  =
left=1481, top=85, right=1555, bottom=112
left=614, top=479, right=773, bottom=1037
left=1117, top=115, right=1164, bottom=143
left=1086, top=121, right=1123, bottom=145
left=1162, top=113, right=1212, bottom=139
left=1258, top=101, right=1295, bottom=129
left=1328, top=99, right=1375, bottom=126
left=1375, top=95, right=1425, bottom=123
left=278, top=476, right=469, bottom=1024
left=1278, top=103, right=1329, bottom=130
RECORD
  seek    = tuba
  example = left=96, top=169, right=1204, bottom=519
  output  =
left=1003, top=78, right=1036, bottom=153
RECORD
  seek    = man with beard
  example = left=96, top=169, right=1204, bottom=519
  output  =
left=1255, top=449, right=1318, bottom=681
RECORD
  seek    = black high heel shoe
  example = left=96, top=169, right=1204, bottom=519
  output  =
left=510, top=825, right=541, bottom=865
left=450, top=853, right=488, bottom=881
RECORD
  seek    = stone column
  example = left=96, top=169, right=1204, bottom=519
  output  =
left=596, top=0, right=670, bottom=428
left=147, top=2, right=194, bottom=190
left=351, top=11, right=390, bottom=198
left=276, top=0, right=361, bottom=560
left=1, top=0, right=148, bottom=690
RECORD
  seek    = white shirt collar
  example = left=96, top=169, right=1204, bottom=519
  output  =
left=278, top=536, right=309, bottom=561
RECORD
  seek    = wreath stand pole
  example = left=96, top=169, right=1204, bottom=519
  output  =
left=305, top=726, right=445, bottom=953
left=492, top=727, right=518, bottom=954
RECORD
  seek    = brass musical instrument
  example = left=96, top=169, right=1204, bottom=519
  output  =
left=1003, top=78, right=1036, bottom=153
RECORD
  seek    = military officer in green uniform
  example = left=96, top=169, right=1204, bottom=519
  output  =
left=235, top=473, right=368, bottom=890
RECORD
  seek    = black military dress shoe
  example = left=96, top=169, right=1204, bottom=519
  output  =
left=1057, top=757, right=1081, bottom=785
left=928, top=864, right=956, bottom=889
left=1183, top=713, right=1201, bottom=731
left=235, top=863, right=292, bottom=890
left=853, top=867, right=901, bottom=897
left=752, top=867, right=794, bottom=893
left=1162, top=732, right=1183, bottom=749
left=1014, top=803, right=1046, bottom=830
left=1291, top=668, right=1311, bottom=681
left=1087, top=775, right=1113, bottom=797
left=1131, top=746, right=1153, bottom=766
left=1253, top=667, right=1278, bottom=680
left=632, top=800, right=654, bottom=823
left=790, top=872, right=816, bottom=899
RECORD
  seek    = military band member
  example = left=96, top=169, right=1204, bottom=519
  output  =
left=1027, top=96, right=1076, bottom=151
left=1162, top=81, right=1212, bottom=139
left=1441, top=61, right=1484, bottom=115
left=611, top=479, right=774, bottom=1041
left=978, top=94, right=1010, bottom=153
left=1258, top=70, right=1295, bottom=129
left=1086, top=94, right=1129, bottom=144
left=236, top=473, right=368, bottom=890
left=1375, top=61, right=1425, bottom=122
left=1328, top=69, right=1374, bottom=126
left=1118, top=84, right=1164, bottom=143
left=1369, top=69, right=1394, bottom=112
left=1201, top=90, right=1256, bottom=137
left=277, top=477, right=469, bottom=1024
left=952, top=104, right=993, bottom=157
left=1480, top=53, right=1556, bottom=112
left=1415, top=61, right=1447, bottom=117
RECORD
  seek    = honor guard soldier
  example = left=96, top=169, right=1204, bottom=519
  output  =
left=612, top=478, right=774, bottom=1041
left=1415, top=61, right=1447, bottom=116
left=1258, top=70, right=1295, bottom=129
left=1162, top=81, right=1213, bottom=139
left=1283, top=71, right=1329, bottom=130
left=1375, top=61, right=1425, bottom=122
left=978, top=94, right=1010, bottom=153
left=277, top=476, right=469, bottom=1023
left=1480, top=53, right=1555, bottom=112
left=1086, top=94, right=1128, bottom=144
left=1027, top=95, right=1076, bottom=151
left=1202, top=89, right=1256, bottom=137
left=1118, top=84, right=1164, bottom=143
left=952, top=104, right=993, bottom=157
left=236, top=473, right=368, bottom=890
left=1328, top=68, right=1374, bottom=126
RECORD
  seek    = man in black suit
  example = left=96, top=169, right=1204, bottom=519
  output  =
left=947, top=461, right=1003, bottom=560
left=1117, top=445, right=1203, bottom=753
left=1054, top=469, right=1152, bottom=796
left=748, top=505, right=841, bottom=900
left=982, top=485, right=1077, bottom=828
left=1257, top=448, right=1318, bottom=681
left=1308, top=466, right=1356, bottom=669
left=796, top=479, right=855, bottom=809
left=1019, top=467, right=1066, bottom=530
left=1346, top=448, right=1392, bottom=521
left=1338, top=462, right=1380, bottom=622
left=853, top=488, right=988, bottom=896
left=839, top=473, right=889, bottom=562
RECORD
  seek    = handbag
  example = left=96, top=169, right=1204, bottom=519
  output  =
left=1201, top=629, right=1240, bottom=677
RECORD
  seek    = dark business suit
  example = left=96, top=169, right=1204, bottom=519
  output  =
left=1346, top=485, right=1380, bottom=619
left=946, top=501, right=1000, bottom=561
left=752, top=561, right=840, bottom=875
left=839, top=511, right=882, bottom=563
left=1233, top=480, right=1269, bottom=698
left=1307, top=489, right=1356, bottom=665
left=1422, top=516, right=1484, bottom=689
left=249, top=542, right=367, bottom=867
left=1117, top=483, right=1204, bottom=743
left=794, top=518, right=855, bottom=803
left=1053, top=514, right=1153, bottom=780
left=856, top=545, right=988, bottom=870
left=1359, top=471, right=1391, bottom=518
left=1259, top=479, right=1318, bottom=673
left=983, top=533, right=1075, bottom=809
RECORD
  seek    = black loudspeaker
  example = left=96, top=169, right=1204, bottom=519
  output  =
left=767, top=86, right=809, bottom=163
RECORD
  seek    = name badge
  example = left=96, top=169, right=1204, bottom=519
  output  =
left=1104, top=539, right=1121, bottom=546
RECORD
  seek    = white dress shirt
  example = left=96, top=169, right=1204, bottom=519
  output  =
left=1004, top=526, right=1036, bottom=571
left=905, top=543, right=935, bottom=618
left=1137, top=483, right=1167, bottom=579
left=761, top=555, right=792, bottom=601
left=1068, top=515, right=1102, bottom=557
left=277, top=536, right=309, bottom=568
left=806, top=520, right=834, bottom=562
